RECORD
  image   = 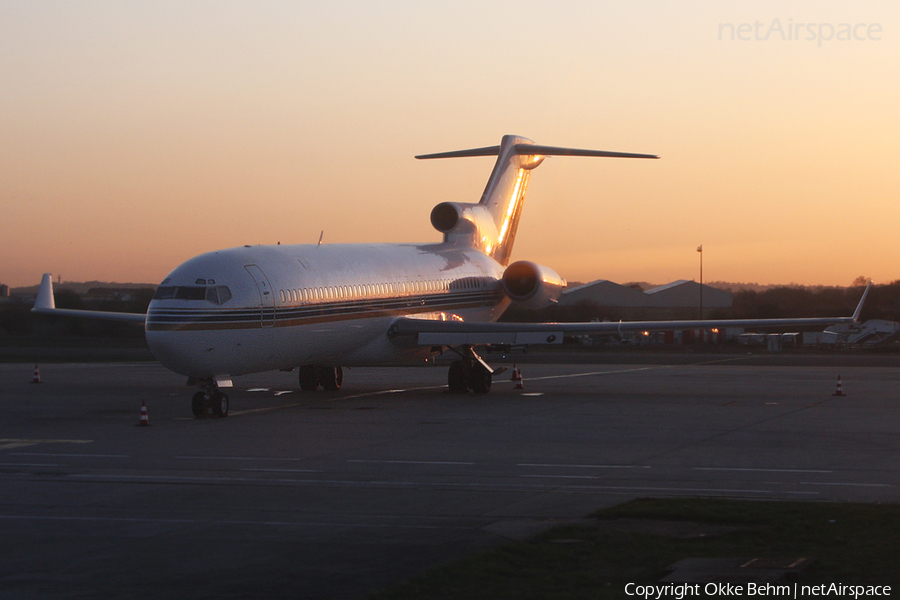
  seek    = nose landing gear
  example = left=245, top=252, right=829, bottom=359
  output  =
left=192, top=380, right=230, bottom=418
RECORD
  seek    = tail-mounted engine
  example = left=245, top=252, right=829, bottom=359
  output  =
left=431, top=202, right=499, bottom=250
left=501, top=261, right=566, bottom=310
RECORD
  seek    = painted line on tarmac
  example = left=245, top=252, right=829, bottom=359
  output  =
left=348, top=460, right=475, bottom=466
left=0, top=514, right=197, bottom=524
left=65, top=473, right=819, bottom=497
left=521, top=474, right=645, bottom=480
left=228, top=384, right=445, bottom=417
left=524, top=356, right=751, bottom=383
left=0, top=439, right=93, bottom=450
left=519, top=463, right=650, bottom=469
left=695, top=467, right=832, bottom=474
left=177, top=455, right=308, bottom=462
left=799, top=481, right=892, bottom=488
left=0, top=514, right=471, bottom=530
left=240, top=468, right=322, bottom=473
left=224, top=363, right=744, bottom=417
left=12, top=452, right=129, bottom=459
left=525, top=366, right=665, bottom=382
left=566, top=484, right=819, bottom=496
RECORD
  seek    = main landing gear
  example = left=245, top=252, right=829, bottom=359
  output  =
left=298, top=365, right=344, bottom=391
left=192, top=380, right=229, bottom=418
left=447, top=346, right=496, bottom=393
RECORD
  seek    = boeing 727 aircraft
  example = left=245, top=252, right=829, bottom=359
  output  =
left=33, top=135, right=870, bottom=417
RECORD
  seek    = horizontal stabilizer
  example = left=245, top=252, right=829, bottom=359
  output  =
left=515, top=144, right=658, bottom=160
left=415, top=146, right=501, bottom=159
left=416, top=142, right=658, bottom=160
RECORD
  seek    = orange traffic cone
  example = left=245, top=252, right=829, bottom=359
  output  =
left=514, top=367, right=524, bottom=390
left=31, top=365, right=41, bottom=384
left=137, top=401, right=150, bottom=426
left=510, top=365, right=521, bottom=381
left=833, top=376, right=845, bottom=397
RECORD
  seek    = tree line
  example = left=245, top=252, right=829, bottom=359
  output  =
left=3, top=282, right=900, bottom=340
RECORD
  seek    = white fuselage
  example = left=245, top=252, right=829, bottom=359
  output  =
left=145, top=242, right=510, bottom=378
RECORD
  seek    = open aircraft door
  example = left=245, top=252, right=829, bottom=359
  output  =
left=244, top=265, right=275, bottom=328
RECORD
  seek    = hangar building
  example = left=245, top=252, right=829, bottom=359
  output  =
left=560, top=279, right=732, bottom=309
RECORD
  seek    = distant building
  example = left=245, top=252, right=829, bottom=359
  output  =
left=644, top=279, right=732, bottom=308
left=560, top=280, right=650, bottom=307
left=559, top=278, right=732, bottom=309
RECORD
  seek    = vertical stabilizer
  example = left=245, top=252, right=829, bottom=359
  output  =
left=477, top=135, right=543, bottom=265
left=417, top=135, right=657, bottom=266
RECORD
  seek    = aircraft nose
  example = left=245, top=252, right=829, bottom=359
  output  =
left=145, top=315, right=212, bottom=377
left=144, top=263, right=276, bottom=378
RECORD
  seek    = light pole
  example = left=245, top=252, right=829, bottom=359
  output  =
left=697, top=245, right=703, bottom=320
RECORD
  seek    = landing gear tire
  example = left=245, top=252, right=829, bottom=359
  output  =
left=299, top=365, right=320, bottom=391
left=319, top=366, right=343, bottom=391
left=192, top=387, right=229, bottom=418
left=448, top=361, right=467, bottom=393
left=469, top=364, right=492, bottom=394
left=446, top=346, right=494, bottom=394
left=212, top=391, right=229, bottom=418
left=192, top=391, right=206, bottom=417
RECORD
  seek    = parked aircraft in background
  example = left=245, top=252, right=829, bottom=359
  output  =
left=33, top=135, right=871, bottom=417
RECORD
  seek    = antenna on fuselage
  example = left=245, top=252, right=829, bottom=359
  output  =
left=317, top=230, right=324, bottom=247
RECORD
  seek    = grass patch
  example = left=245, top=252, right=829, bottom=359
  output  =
left=367, top=498, right=900, bottom=599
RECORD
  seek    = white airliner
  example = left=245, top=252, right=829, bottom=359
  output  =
left=33, top=135, right=870, bottom=417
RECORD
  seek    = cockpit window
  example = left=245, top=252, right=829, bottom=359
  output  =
left=175, top=286, right=207, bottom=301
left=154, top=285, right=232, bottom=305
left=153, top=286, right=176, bottom=300
left=216, top=286, right=232, bottom=304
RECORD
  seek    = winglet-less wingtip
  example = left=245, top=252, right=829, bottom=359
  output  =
left=34, top=273, right=56, bottom=311
left=851, top=280, right=873, bottom=322
left=31, top=272, right=147, bottom=324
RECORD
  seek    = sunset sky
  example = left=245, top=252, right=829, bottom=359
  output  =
left=2, top=1, right=898, bottom=288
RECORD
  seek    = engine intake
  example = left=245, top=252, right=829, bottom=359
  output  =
left=501, top=261, right=566, bottom=310
left=430, top=202, right=499, bottom=248
left=430, top=202, right=461, bottom=232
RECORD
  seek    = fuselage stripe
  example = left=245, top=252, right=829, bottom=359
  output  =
left=146, top=291, right=505, bottom=331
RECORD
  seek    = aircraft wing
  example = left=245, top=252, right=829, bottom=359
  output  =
left=388, top=282, right=872, bottom=347
left=31, top=273, right=147, bottom=324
